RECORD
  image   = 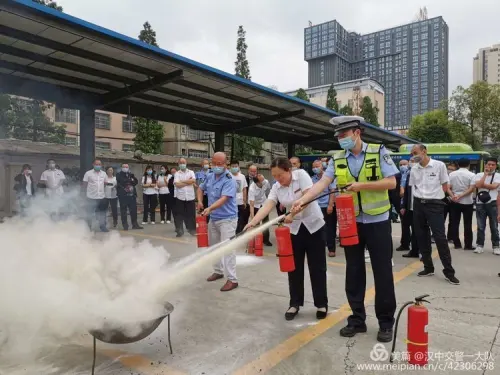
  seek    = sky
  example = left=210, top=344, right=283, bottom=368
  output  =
left=59, top=0, right=500, bottom=94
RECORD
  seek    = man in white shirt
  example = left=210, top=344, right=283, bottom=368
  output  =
left=40, top=158, right=66, bottom=198
left=409, top=144, right=459, bottom=285
left=448, top=158, right=476, bottom=250
left=82, top=159, right=108, bottom=232
left=248, top=174, right=272, bottom=246
left=230, top=160, right=248, bottom=234
left=173, top=158, right=196, bottom=237
left=473, top=157, right=500, bottom=254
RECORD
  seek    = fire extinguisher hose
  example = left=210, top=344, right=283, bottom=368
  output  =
left=389, top=300, right=414, bottom=363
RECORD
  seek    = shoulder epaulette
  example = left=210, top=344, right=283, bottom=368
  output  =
left=225, top=172, right=232, bottom=179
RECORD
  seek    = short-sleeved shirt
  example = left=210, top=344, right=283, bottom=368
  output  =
left=195, top=170, right=209, bottom=195
left=324, top=142, right=399, bottom=223
left=311, top=174, right=336, bottom=208
left=83, top=169, right=106, bottom=199
left=267, top=169, right=324, bottom=235
left=232, top=172, right=248, bottom=206
left=248, top=180, right=270, bottom=208
left=40, top=169, right=65, bottom=197
left=409, top=158, right=449, bottom=200
left=449, top=168, right=476, bottom=205
left=142, top=176, right=157, bottom=195
left=157, top=174, right=170, bottom=195
left=104, top=176, right=117, bottom=199
left=473, top=172, right=500, bottom=204
left=174, top=169, right=196, bottom=201
left=200, top=170, right=237, bottom=222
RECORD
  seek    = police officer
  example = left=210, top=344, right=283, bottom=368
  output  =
left=311, top=159, right=337, bottom=257
left=195, top=158, right=211, bottom=222
left=292, top=116, right=398, bottom=343
left=197, top=152, right=239, bottom=292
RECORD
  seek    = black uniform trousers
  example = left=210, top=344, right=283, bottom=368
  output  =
left=253, top=207, right=270, bottom=243
left=276, top=202, right=286, bottom=216
left=320, top=206, right=337, bottom=251
left=105, top=197, right=118, bottom=226
left=289, top=224, right=328, bottom=309
left=448, top=202, right=474, bottom=249
left=413, top=198, right=455, bottom=277
left=236, top=204, right=249, bottom=234
left=203, top=194, right=210, bottom=223
left=400, top=211, right=412, bottom=249
left=403, top=210, right=421, bottom=256
left=165, top=194, right=175, bottom=222
left=174, top=198, right=196, bottom=235
left=142, top=193, right=158, bottom=223
left=344, top=220, right=396, bottom=330
left=118, top=195, right=139, bottom=229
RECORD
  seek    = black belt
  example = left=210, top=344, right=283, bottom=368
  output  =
left=414, top=197, right=446, bottom=205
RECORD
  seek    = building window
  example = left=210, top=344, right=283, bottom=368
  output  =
left=122, top=117, right=136, bottom=133
left=96, top=141, right=111, bottom=150
left=122, top=143, right=134, bottom=152
left=95, top=112, right=111, bottom=130
left=65, top=137, right=77, bottom=146
left=55, top=108, right=77, bottom=124
left=253, top=156, right=265, bottom=164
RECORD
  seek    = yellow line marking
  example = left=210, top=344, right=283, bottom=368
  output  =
left=232, top=251, right=439, bottom=375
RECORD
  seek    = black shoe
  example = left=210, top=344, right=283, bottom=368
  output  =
left=445, top=275, right=460, bottom=285
left=100, top=227, right=109, bottom=233
left=377, top=328, right=393, bottom=343
left=132, top=225, right=143, bottom=230
left=264, top=241, right=273, bottom=247
left=316, top=308, right=328, bottom=320
left=285, top=307, right=299, bottom=321
left=188, top=230, right=197, bottom=236
left=403, top=253, right=419, bottom=258
left=454, top=245, right=462, bottom=250
left=418, top=270, right=434, bottom=277
left=176, top=232, right=183, bottom=238
left=396, top=246, right=410, bottom=252
left=339, top=324, right=367, bottom=337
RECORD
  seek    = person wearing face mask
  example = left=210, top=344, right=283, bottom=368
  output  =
left=173, top=158, right=197, bottom=237
left=116, top=163, right=143, bottom=231
left=197, top=152, right=239, bottom=292
left=321, top=157, right=329, bottom=170
left=311, top=159, right=337, bottom=257
left=141, top=165, right=158, bottom=225
left=290, top=157, right=301, bottom=171
left=248, top=173, right=272, bottom=246
left=39, top=158, right=66, bottom=199
left=157, top=165, right=171, bottom=224
left=230, top=160, right=249, bottom=234
left=14, top=164, right=35, bottom=216
left=291, top=116, right=398, bottom=343
left=82, top=159, right=108, bottom=232
left=409, top=144, right=459, bottom=285
left=196, top=159, right=211, bottom=222
left=166, top=167, right=177, bottom=223
left=104, top=166, right=118, bottom=228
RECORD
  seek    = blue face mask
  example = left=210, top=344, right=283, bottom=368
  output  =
left=147, top=170, right=152, bottom=175
left=203, top=164, right=209, bottom=170
left=312, top=167, right=322, bottom=175
left=230, top=167, right=239, bottom=174
left=213, top=166, right=224, bottom=175
left=322, top=162, right=327, bottom=168
left=400, top=165, right=408, bottom=173
left=93, top=166, right=101, bottom=172
left=179, top=164, right=186, bottom=170
left=338, top=136, right=356, bottom=150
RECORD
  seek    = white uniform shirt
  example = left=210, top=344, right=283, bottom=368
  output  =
left=248, top=179, right=270, bottom=208
left=409, top=158, right=449, bottom=200
left=268, top=169, right=324, bottom=235
left=157, top=175, right=170, bottom=195
left=449, top=168, right=476, bottom=205
left=104, top=176, right=117, bottom=199
left=142, top=176, right=157, bottom=195
left=474, top=172, right=500, bottom=204
left=174, top=169, right=196, bottom=201
left=40, top=169, right=65, bottom=197
left=83, top=169, right=106, bottom=199
left=233, top=173, right=248, bottom=206
left=25, top=176, right=32, bottom=196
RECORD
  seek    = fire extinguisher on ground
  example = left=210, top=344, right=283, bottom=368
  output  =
left=254, top=233, right=264, bottom=257
left=247, top=237, right=255, bottom=254
left=335, top=193, right=359, bottom=247
left=275, top=224, right=295, bottom=272
left=196, top=215, right=209, bottom=248
left=390, top=294, right=431, bottom=366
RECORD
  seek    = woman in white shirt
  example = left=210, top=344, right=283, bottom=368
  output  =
left=245, top=157, right=328, bottom=321
left=142, top=165, right=158, bottom=225
left=104, top=166, right=118, bottom=228
left=157, top=165, right=171, bottom=224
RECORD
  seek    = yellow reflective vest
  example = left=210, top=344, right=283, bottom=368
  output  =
left=333, top=143, right=391, bottom=216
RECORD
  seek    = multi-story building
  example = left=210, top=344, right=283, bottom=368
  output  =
left=473, top=44, right=500, bottom=84
left=285, top=78, right=385, bottom=126
left=304, top=16, right=449, bottom=131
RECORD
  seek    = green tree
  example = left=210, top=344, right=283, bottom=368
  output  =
left=326, top=84, right=339, bottom=111
left=32, top=0, right=63, bottom=11
left=339, top=105, right=353, bottom=115
left=295, top=88, right=310, bottom=102
left=231, top=25, right=264, bottom=161
left=133, top=22, right=164, bottom=153
left=360, top=96, right=379, bottom=126
left=407, top=110, right=453, bottom=143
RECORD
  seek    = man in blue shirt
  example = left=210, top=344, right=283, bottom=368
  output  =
left=311, top=159, right=337, bottom=257
left=197, top=152, right=239, bottom=292
left=195, top=158, right=211, bottom=222
left=292, top=116, right=398, bottom=343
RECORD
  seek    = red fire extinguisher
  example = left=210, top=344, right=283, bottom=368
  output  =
left=247, top=238, right=255, bottom=254
left=196, top=215, right=209, bottom=248
left=335, top=193, right=359, bottom=246
left=275, top=225, right=295, bottom=272
left=390, top=294, right=431, bottom=366
left=254, top=233, right=264, bottom=257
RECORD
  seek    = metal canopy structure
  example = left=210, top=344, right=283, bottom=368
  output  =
left=0, top=0, right=416, bottom=172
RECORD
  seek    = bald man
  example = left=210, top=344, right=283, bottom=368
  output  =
left=197, top=152, right=239, bottom=291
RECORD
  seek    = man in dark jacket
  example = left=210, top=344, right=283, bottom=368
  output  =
left=116, top=163, right=143, bottom=230
left=14, top=164, right=35, bottom=216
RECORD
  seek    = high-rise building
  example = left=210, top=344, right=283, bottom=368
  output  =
left=304, top=16, right=449, bottom=131
left=473, top=44, right=500, bottom=84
